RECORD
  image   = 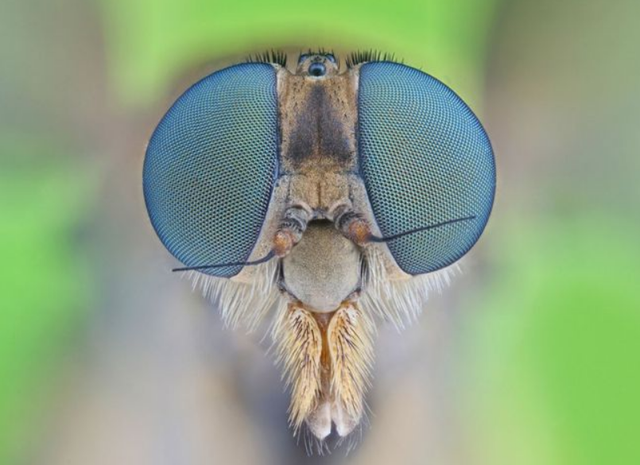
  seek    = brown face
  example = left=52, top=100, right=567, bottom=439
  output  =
left=278, top=53, right=358, bottom=177
left=273, top=55, right=370, bottom=314
left=264, top=55, right=394, bottom=439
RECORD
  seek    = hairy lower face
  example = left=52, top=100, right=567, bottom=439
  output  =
left=187, top=221, right=459, bottom=442
left=276, top=221, right=374, bottom=439
left=274, top=301, right=374, bottom=439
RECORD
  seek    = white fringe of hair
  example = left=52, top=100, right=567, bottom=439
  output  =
left=184, top=259, right=284, bottom=331
left=183, top=247, right=460, bottom=332
left=359, top=247, right=461, bottom=330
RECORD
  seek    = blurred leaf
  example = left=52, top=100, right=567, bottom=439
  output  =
left=99, top=0, right=499, bottom=108
left=0, top=136, right=96, bottom=465
left=461, top=213, right=640, bottom=465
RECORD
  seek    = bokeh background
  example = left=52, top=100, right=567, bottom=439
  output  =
left=2, top=0, right=639, bottom=464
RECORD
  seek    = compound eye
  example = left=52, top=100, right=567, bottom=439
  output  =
left=357, top=62, right=496, bottom=275
left=143, top=63, right=279, bottom=277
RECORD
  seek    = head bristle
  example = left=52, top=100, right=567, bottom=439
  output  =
left=300, top=47, right=336, bottom=58
left=346, top=49, right=401, bottom=68
left=246, top=49, right=288, bottom=67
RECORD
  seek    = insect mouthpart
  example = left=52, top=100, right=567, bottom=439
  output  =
left=275, top=219, right=372, bottom=439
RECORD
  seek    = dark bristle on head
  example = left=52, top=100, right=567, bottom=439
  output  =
left=346, top=50, right=401, bottom=68
left=245, top=49, right=398, bottom=69
left=297, top=48, right=338, bottom=65
left=302, top=47, right=336, bottom=57
left=246, top=49, right=287, bottom=67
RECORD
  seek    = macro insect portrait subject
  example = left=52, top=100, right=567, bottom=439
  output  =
left=143, top=50, right=495, bottom=443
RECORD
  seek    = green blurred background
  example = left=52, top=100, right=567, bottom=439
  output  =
left=2, top=0, right=639, bottom=464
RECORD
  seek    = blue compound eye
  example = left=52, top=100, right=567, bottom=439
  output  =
left=357, top=62, right=496, bottom=275
left=143, top=63, right=279, bottom=277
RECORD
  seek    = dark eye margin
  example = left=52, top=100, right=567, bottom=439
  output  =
left=346, top=50, right=403, bottom=68
left=246, top=49, right=287, bottom=67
